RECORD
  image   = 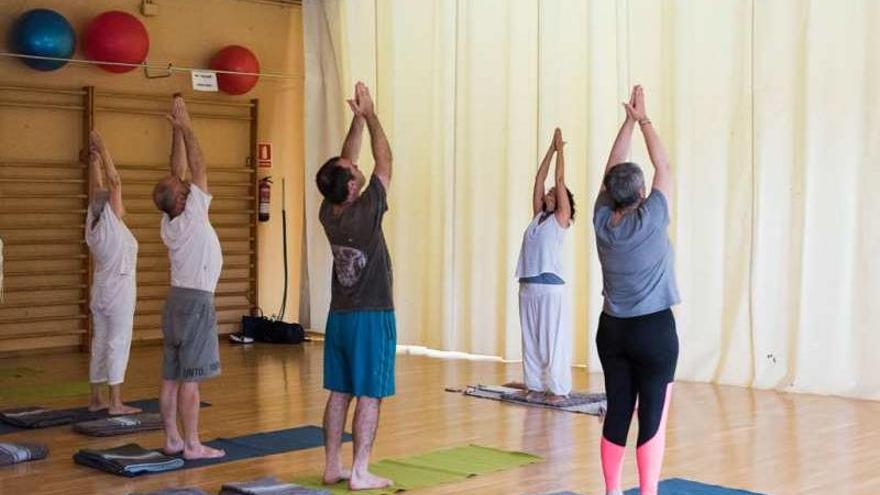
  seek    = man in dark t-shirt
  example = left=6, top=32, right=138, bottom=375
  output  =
left=315, top=82, right=395, bottom=491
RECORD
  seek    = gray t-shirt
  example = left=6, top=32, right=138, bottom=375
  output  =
left=592, top=190, right=680, bottom=317
left=319, top=175, right=393, bottom=311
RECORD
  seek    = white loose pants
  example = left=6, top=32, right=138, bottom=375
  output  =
left=518, top=283, right=572, bottom=396
left=89, top=286, right=135, bottom=386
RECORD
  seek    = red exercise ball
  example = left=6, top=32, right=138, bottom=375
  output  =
left=82, top=11, right=149, bottom=73
left=210, top=45, right=260, bottom=95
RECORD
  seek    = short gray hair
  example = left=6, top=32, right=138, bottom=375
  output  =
left=152, top=180, right=176, bottom=215
left=604, top=162, right=645, bottom=209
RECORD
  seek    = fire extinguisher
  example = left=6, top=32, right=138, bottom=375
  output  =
left=258, top=177, right=272, bottom=222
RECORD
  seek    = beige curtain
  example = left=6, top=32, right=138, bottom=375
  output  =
left=303, top=0, right=880, bottom=400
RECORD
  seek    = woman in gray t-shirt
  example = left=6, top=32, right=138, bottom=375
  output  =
left=593, top=86, right=679, bottom=495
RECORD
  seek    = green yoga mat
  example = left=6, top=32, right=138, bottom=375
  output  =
left=0, top=380, right=91, bottom=402
left=294, top=444, right=542, bottom=494
left=0, top=367, right=43, bottom=380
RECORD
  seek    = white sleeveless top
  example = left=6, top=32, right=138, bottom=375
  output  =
left=514, top=213, right=567, bottom=280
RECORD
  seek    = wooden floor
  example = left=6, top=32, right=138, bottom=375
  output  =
left=0, top=341, right=878, bottom=495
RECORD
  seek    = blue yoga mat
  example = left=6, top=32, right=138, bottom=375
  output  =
left=624, top=479, right=768, bottom=494
left=75, top=425, right=354, bottom=476
left=181, top=425, right=352, bottom=470
left=0, top=399, right=209, bottom=435
left=541, top=479, right=768, bottom=495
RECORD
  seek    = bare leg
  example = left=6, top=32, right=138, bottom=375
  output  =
left=179, top=381, right=224, bottom=460
left=323, top=392, right=353, bottom=484
left=108, top=384, right=141, bottom=415
left=161, top=379, right=184, bottom=454
left=88, top=383, right=108, bottom=412
left=348, top=397, right=392, bottom=490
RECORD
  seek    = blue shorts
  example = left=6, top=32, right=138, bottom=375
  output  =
left=324, top=310, right=396, bottom=398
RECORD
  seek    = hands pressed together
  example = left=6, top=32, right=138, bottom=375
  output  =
left=347, top=81, right=375, bottom=119
left=623, top=84, right=649, bottom=124
left=166, top=94, right=193, bottom=130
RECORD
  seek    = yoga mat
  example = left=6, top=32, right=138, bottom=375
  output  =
left=0, top=367, right=43, bottom=380
left=78, top=425, right=352, bottom=476
left=182, top=425, right=353, bottom=470
left=0, top=380, right=90, bottom=402
left=0, top=399, right=210, bottom=435
left=624, top=478, right=769, bottom=495
left=537, top=479, right=769, bottom=495
left=463, top=385, right=607, bottom=416
left=294, top=444, right=542, bottom=494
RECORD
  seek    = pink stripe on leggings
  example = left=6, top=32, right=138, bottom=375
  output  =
left=636, top=383, right=673, bottom=495
left=600, top=436, right=625, bottom=492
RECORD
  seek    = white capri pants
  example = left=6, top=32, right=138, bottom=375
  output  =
left=89, top=287, right=135, bottom=386
left=518, top=283, right=572, bottom=396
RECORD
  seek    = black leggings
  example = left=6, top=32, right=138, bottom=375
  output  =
left=597, top=309, right=678, bottom=446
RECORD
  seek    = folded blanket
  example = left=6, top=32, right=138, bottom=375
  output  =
left=0, top=442, right=48, bottom=466
left=73, top=413, right=163, bottom=436
left=74, top=443, right=183, bottom=477
left=219, top=476, right=330, bottom=495
left=0, top=407, right=79, bottom=428
left=129, top=489, right=211, bottom=495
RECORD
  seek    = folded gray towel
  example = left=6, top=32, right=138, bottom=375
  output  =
left=129, top=489, right=211, bottom=495
left=0, top=442, right=49, bottom=466
left=73, top=413, right=163, bottom=436
left=219, top=477, right=330, bottom=495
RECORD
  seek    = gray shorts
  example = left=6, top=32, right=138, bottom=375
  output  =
left=161, top=286, right=221, bottom=382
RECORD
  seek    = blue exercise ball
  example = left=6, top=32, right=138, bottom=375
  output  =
left=10, top=9, right=76, bottom=71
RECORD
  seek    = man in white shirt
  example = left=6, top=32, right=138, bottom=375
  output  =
left=152, top=95, right=224, bottom=460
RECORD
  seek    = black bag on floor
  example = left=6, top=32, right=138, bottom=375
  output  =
left=241, top=309, right=304, bottom=345
left=238, top=180, right=305, bottom=346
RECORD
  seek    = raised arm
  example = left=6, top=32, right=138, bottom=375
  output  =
left=533, top=134, right=555, bottom=216
left=87, top=148, right=106, bottom=228
left=341, top=90, right=366, bottom=161
left=627, top=85, right=672, bottom=199
left=88, top=147, right=105, bottom=201
left=90, top=130, right=125, bottom=218
left=553, top=129, right=571, bottom=227
left=352, top=82, right=392, bottom=189
left=602, top=86, right=639, bottom=191
left=170, top=124, right=187, bottom=181
left=168, top=95, right=207, bottom=192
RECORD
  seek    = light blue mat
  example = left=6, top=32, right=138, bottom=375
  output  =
left=537, top=478, right=768, bottom=495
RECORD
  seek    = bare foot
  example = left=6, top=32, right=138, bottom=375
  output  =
left=162, top=438, right=184, bottom=456
left=323, top=466, right=352, bottom=485
left=544, top=394, right=568, bottom=405
left=183, top=444, right=225, bottom=460
left=88, top=401, right=108, bottom=412
left=502, top=381, right=526, bottom=390
left=108, top=404, right=142, bottom=415
left=526, top=391, right=544, bottom=401
left=349, top=471, right=393, bottom=491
